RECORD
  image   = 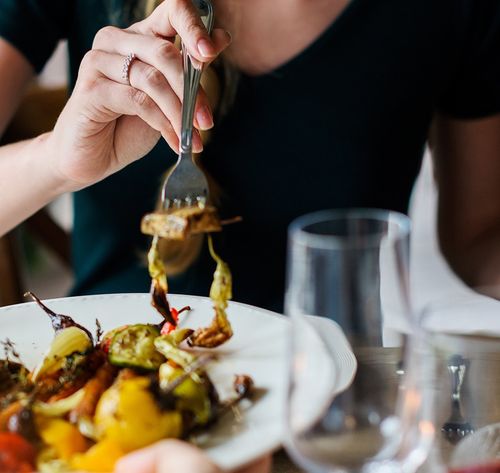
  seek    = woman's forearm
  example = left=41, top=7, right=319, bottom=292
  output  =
left=0, top=132, right=68, bottom=237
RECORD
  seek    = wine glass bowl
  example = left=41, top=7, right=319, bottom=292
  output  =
left=417, top=297, right=500, bottom=473
left=284, top=209, right=429, bottom=473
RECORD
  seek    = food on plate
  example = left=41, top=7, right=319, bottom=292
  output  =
left=0, top=294, right=253, bottom=473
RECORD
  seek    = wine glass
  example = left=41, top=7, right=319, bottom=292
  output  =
left=417, top=295, right=500, bottom=473
left=284, top=208, right=434, bottom=473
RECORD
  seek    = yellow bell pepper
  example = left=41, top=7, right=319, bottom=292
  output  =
left=71, top=439, right=125, bottom=472
left=94, top=376, right=183, bottom=451
left=38, top=418, right=87, bottom=460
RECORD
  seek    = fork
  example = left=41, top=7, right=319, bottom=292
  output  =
left=161, top=0, right=214, bottom=209
left=441, top=354, right=475, bottom=444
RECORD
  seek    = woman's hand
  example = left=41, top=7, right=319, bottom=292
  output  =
left=114, top=440, right=272, bottom=473
left=48, top=0, right=231, bottom=192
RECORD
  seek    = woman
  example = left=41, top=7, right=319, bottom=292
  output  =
left=1, top=0, right=500, bottom=312
left=1, top=3, right=500, bottom=291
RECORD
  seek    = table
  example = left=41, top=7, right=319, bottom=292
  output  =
left=271, top=346, right=403, bottom=473
left=271, top=339, right=500, bottom=473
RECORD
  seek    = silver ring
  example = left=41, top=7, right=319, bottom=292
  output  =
left=122, top=52, right=135, bottom=83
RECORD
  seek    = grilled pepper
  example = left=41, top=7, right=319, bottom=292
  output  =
left=108, top=325, right=164, bottom=371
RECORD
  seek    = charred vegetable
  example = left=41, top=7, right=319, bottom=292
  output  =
left=148, top=236, right=176, bottom=326
left=32, top=326, right=93, bottom=381
left=154, top=328, right=196, bottom=369
left=141, top=205, right=222, bottom=240
left=94, top=374, right=182, bottom=451
left=158, top=363, right=216, bottom=426
left=25, top=292, right=93, bottom=341
left=189, top=236, right=233, bottom=348
left=0, top=432, right=36, bottom=473
left=108, top=324, right=164, bottom=370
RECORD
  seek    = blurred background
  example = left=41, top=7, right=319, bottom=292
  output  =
left=0, top=40, right=472, bottom=311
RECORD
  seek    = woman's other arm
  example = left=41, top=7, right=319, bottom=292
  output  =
left=0, top=38, right=63, bottom=236
left=433, top=113, right=500, bottom=290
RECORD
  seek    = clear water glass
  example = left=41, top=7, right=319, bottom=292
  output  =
left=284, top=209, right=434, bottom=473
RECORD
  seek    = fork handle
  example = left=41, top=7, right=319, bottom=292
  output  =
left=180, top=49, right=203, bottom=154
left=448, top=354, right=467, bottom=401
left=180, top=3, right=214, bottom=155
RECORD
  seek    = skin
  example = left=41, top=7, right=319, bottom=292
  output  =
left=113, top=440, right=271, bottom=473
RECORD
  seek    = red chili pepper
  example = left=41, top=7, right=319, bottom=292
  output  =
left=102, top=337, right=113, bottom=354
left=160, top=306, right=191, bottom=335
left=0, top=432, right=36, bottom=473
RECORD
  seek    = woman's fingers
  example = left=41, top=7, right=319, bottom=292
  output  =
left=233, top=456, right=272, bottom=473
left=129, top=0, right=218, bottom=63
left=92, top=26, right=230, bottom=131
left=115, top=439, right=221, bottom=473
left=93, top=78, right=180, bottom=152
left=93, top=27, right=184, bottom=101
left=77, top=50, right=203, bottom=153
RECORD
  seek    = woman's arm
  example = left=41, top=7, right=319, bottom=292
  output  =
left=0, top=38, right=63, bottom=236
left=432, top=113, right=500, bottom=290
left=0, top=133, right=68, bottom=236
left=0, top=0, right=230, bottom=238
left=0, top=38, right=34, bottom=135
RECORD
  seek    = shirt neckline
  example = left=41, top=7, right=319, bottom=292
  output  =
left=247, top=0, right=361, bottom=80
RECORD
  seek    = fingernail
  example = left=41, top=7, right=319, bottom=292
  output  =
left=225, top=30, right=232, bottom=43
left=193, top=130, right=204, bottom=153
left=197, top=38, right=215, bottom=58
left=196, top=106, right=214, bottom=131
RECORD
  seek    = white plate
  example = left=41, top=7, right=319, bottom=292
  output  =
left=0, top=293, right=355, bottom=470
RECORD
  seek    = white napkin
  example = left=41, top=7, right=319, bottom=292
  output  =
left=419, top=291, right=500, bottom=337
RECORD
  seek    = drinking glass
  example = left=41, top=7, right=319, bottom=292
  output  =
left=284, top=209, right=434, bottom=473
left=417, top=296, right=500, bottom=473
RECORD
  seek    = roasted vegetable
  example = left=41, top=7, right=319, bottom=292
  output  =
left=94, top=376, right=182, bottom=451
left=0, top=400, right=24, bottom=431
left=69, top=363, right=117, bottom=425
left=70, top=439, right=125, bottom=472
left=108, top=324, right=164, bottom=370
left=6, top=404, right=38, bottom=442
left=141, top=205, right=222, bottom=240
left=37, top=349, right=105, bottom=405
left=148, top=235, right=176, bottom=326
left=161, top=305, right=191, bottom=335
left=154, top=329, right=196, bottom=368
left=159, top=363, right=214, bottom=425
left=34, top=388, right=86, bottom=417
left=189, top=236, right=233, bottom=347
left=32, top=326, right=93, bottom=381
left=0, top=432, right=36, bottom=473
left=25, top=292, right=93, bottom=340
left=0, top=342, right=31, bottom=404
left=38, top=418, right=87, bottom=460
